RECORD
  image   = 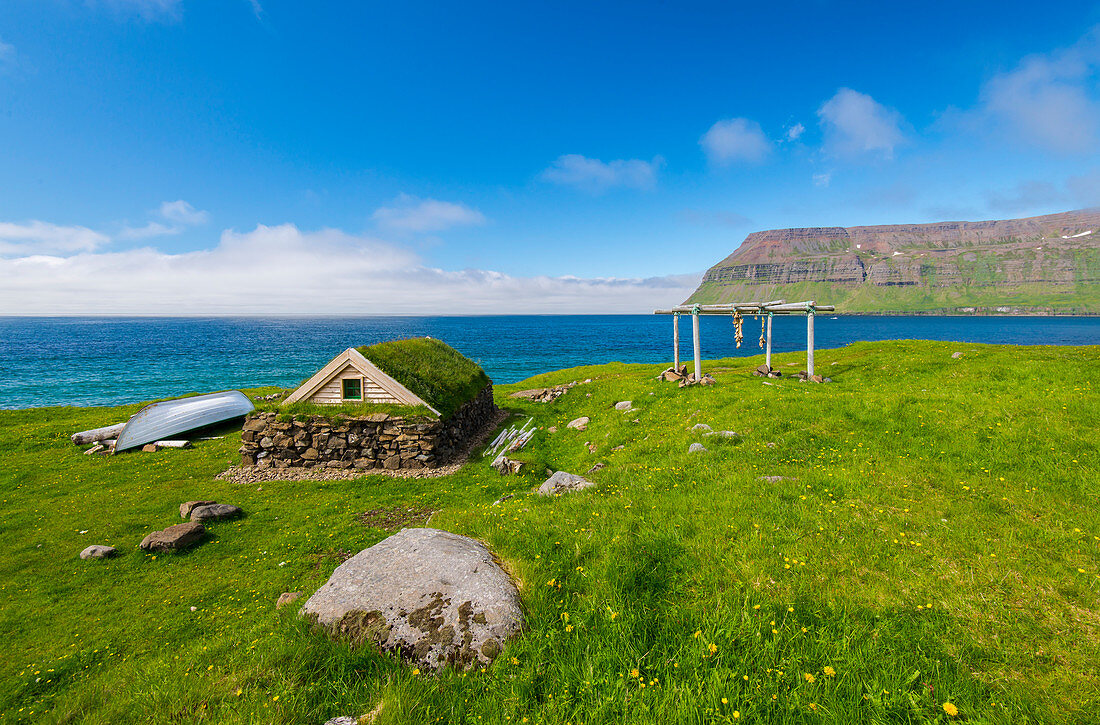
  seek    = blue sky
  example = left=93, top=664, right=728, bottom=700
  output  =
left=2, top=0, right=1100, bottom=313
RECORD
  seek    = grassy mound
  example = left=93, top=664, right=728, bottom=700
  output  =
left=0, top=341, right=1097, bottom=723
left=357, top=337, right=489, bottom=419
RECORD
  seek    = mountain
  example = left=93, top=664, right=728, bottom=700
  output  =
left=686, top=209, right=1100, bottom=314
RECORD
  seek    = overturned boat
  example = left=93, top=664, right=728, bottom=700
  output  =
left=114, top=390, right=255, bottom=453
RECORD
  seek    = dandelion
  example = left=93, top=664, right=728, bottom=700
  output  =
left=752, top=604, right=760, bottom=610
left=694, top=630, right=701, bottom=638
left=565, top=625, right=573, bottom=632
left=743, top=675, right=749, bottom=681
left=823, top=666, right=836, bottom=677
left=722, top=697, right=728, bottom=704
left=787, top=606, right=794, bottom=612
left=733, top=711, right=740, bottom=719
left=943, top=702, right=959, bottom=717
left=510, top=657, right=519, bottom=665
left=804, top=672, right=815, bottom=683
left=708, top=643, right=718, bottom=655
left=630, top=668, right=640, bottom=679
left=412, top=668, right=420, bottom=675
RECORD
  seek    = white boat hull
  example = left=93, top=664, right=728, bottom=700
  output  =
left=114, top=391, right=255, bottom=452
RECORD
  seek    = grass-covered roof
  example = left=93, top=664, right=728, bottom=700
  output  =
left=358, top=337, right=489, bottom=418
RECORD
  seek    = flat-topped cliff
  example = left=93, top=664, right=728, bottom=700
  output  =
left=688, top=209, right=1100, bottom=313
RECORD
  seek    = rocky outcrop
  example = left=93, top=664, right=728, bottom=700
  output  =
left=301, top=528, right=524, bottom=671
left=689, top=209, right=1100, bottom=313
left=239, top=385, right=498, bottom=471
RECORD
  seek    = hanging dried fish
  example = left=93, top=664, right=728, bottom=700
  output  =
left=759, top=314, right=766, bottom=349
left=732, top=310, right=743, bottom=348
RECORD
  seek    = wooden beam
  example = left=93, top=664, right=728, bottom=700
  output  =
left=807, top=303, right=816, bottom=377
left=673, top=313, right=680, bottom=370
left=692, top=310, right=701, bottom=382
left=765, top=312, right=773, bottom=369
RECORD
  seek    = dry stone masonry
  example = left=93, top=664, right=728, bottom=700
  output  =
left=239, top=385, right=497, bottom=471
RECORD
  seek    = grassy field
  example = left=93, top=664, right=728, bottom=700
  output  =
left=0, top=341, right=1097, bottom=724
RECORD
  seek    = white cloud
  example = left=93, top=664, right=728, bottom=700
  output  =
left=0, top=224, right=699, bottom=314
left=0, top=38, right=14, bottom=66
left=372, top=195, right=486, bottom=233
left=540, top=154, right=663, bottom=193
left=699, top=118, right=771, bottom=164
left=974, top=30, right=1100, bottom=153
left=817, top=88, right=906, bottom=159
left=246, top=0, right=263, bottom=18
left=92, top=0, right=183, bottom=20
left=812, top=172, right=831, bottom=187
left=0, top=221, right=110, bottom=256
left=119, top=200, right=209, bottom=239
left=786, top=123, right=805, bottom=141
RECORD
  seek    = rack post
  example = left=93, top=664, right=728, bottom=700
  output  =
left=806, top=303, right=816, bottom=377
left=692, top=305, right=701, bottom=382
left=673, top=313, right=680, bottom=370
left=765, top=312, right=773, bottom=369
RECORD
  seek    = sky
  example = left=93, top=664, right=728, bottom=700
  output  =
left=2, top=0, right=1100, bottom=314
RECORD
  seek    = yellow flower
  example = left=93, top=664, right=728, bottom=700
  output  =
left=753, top=604, right=760, bottom=610
left=787, top=606, right=794, bottom=612
left=708, top=643, right=718, bottom=655
left=565, top=624, right=573, bottom=632
left=733, top=711, right=740, bottom=719
left=694, top=630, right=701, bottom=638
left=804, top=672, right=815, bottom=683
left=630, top=668, right=639, bottom=678
left=721, top=697, right=728, bottom=704
left=823, top=666, right=836, bottom=677
left=943, top=702, right=959, bottom=717
left=610, top=611, right=618, bottom=620
left=412, top=668, right=420, bottom=675
left=510, top=657, right=519, bottom=665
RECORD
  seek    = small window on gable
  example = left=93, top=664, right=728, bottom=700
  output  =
left=342, top=377, right=362, bottom=400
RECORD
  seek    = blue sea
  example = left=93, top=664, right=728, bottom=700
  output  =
left=1, top=315, right=1098, bottom=409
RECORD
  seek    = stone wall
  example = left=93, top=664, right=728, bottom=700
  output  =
left=239, top=385, right=497, bottom=471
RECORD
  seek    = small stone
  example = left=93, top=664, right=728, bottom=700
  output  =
left=140, top=522, right=205, bottom=553
left=141, top=443, right=159, bottom=453
left=810, top=374, right=824, bottom=383
left=703, top=430, right=740, bottom=439
left=190, top=606, right=197, bottom=611
left=754, top=364, right=770, bottom=376
left=538, top=471, right=596, bottom=496
left=823, top=377, right=833, bottom=383
left=586, top=462, right=605, bottom=474
left=190, top=503, right=243, bottom=523
left=691, top=423, right=712, bottom=431
left=276, top=592, right=302, bottom=609
left=180, top=500, right=216, bottom=519
left=492, top=493, right=515, bottom=506
left=951, top=351, right=963, bottom=359
left=688, top=443, right=707, bottom=453
left=79, top=545, right=117, bottom=560
left=566, top=416, right=589, bottom=431
left=614, top=401, right=632, bottom=411
left=324, top=717, right=358, bottom=725
left=547, top=426, right=557, bottom=433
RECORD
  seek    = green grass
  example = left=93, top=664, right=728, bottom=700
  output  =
left=358, top=337, right=490, bottom=418
left=255, top=399, right=437, bottom=421
left=0, top=341, right=1098, bottom=724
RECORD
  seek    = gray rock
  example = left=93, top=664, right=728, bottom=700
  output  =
left=80, top=545, right=117, bottom=560
left=538, top=470, right=596, bottom=496
left=703, top=430, right=740, bottom=439
left=565, top=416, right=589, bottom=431
left=688, top=443, right=707, bottom=453
left=140, top=522, right=205, bottom=553
left=614, top=401, right=632, bottom=411
left=951, top=351, right=963, bottom=359
left=190, top=503, right=243, bottom=523
left=323, top=718, right=358, bottom=725
left=586, top=462, right=606, bottom=474
left=301, top=528, right=524, bottom=671
left=180, top=500, right=216, bottom=519
left=691, top=423, right=712, bottom=431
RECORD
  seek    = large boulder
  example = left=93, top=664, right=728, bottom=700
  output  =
left=180, top=500, right=216, bottom=519
left=139, top=522, right=205, bottom=553
left=301, top=528, right=524, bottom=671
left=537, top=471, right=595, bottom=496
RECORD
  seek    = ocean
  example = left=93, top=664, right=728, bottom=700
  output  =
left=1, top=315, right=1098, bottom=409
